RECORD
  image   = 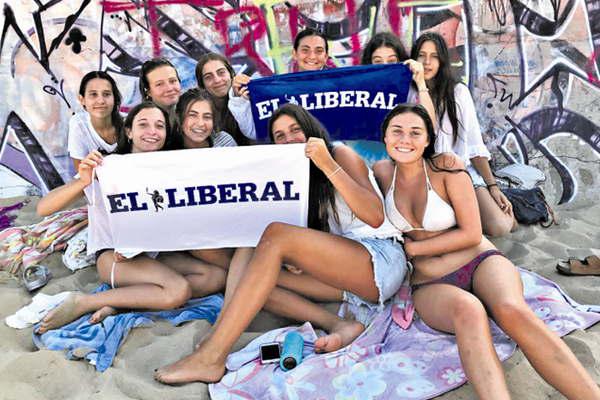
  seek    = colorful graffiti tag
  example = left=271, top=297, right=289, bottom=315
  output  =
left=0, top=0, right=598, bottom=202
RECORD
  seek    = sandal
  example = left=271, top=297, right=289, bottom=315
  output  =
left=22, top=265, right=52, bottom=291
left=556, top=256, right=600, bottom=276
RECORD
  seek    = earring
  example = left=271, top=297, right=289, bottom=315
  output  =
left=128, top=137, right=132, bottom=144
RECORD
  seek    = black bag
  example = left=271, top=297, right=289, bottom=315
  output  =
left=501, top=187, right=556, bottom=227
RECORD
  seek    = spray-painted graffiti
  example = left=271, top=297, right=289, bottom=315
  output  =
left=0, top=0, right=598, bottom=202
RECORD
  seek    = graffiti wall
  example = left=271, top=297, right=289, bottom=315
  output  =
left=0, top=0, right=598, bottom=204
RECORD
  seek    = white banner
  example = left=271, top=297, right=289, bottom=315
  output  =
left=94, top=144, right=309, bottom=252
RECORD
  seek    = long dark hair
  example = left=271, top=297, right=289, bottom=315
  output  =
left=268, top=104, right=337, bottom=232
left=79, top=71, right=123, bottom=133
left=411, top=32, right=460, bottom=144
left=138, top=58, right=181, bottom=101
left=173, top=88, right=218, bottom=149
left=116, top=101, right=174, bottom=154
left=195, top=53, right=235, bottom=90
left=382, top=103, right=467, bottom=173
left=361, top=32, right=409, bottom=65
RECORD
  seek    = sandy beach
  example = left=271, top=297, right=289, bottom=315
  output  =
left=1, top=195, right=599, bottom=400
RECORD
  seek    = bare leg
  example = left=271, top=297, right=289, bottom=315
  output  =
left=193, top=247, right=255, bottom=348
left=38, top=251, right=192, bottom=333
left=189, top=248, right=234, bottom=269
left=155, top=223, right=378, bottom=384
left=413, top=284, right=511, bottom=400
left=200, top=247, right=348, bottom=352
left=475, top=187, right=515, bottom=237
left=224, top=247, right=342, bottom=308
left=474, top=256, right=600, bottom=399
left=158, top=252, right=226, bottom=298
left=222, top=247, right=254, bottom=309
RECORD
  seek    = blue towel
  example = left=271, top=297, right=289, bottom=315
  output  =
left=33, top=284, right=223, bottom=372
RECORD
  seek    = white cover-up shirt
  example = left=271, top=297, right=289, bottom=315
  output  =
left=434, top=83, right=491, bottom=168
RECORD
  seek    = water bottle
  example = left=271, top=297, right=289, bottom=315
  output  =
left=280, top=331, right=304, bottom=371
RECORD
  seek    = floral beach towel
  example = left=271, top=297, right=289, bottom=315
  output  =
left=209, top=269, right=600, bottom=400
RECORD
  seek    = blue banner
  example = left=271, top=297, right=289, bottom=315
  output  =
left=248, top=63, right=412, bottom=142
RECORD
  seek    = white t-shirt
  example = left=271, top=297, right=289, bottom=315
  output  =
left=434, top=83, right=491, bottom=168
left=67, top=112, right=117, bottom=160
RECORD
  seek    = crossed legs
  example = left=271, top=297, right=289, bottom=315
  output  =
left=38, top=250, right=193, bottom=333
left=154, top=222, right=380, bottom=384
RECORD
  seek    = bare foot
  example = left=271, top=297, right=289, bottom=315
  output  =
left=314, top=319, right=365, bottom=353
left=154, top=347, right=226, bottom=384
left=37, top=292, right=88, bottom=334
left=89, top=306, right=117, bottom=324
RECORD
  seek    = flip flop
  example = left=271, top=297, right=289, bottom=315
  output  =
left=584, top=255, right=600, bottom=267
left=556, top=256, right=600, bottom=276
left=22, top=265, right=52, bottom=292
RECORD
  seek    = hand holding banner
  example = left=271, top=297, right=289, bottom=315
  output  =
left=93, top=145, right=309, bottom=252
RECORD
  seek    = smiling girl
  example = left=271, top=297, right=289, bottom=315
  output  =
left=373, top=103, right=600, bottom=400
left=412, top=32, right=515, bottom=237
left=35, top=102, right=219, bottom=333
left=139, top=58, right=182, bottom=115
left=155, top=103, right=408, bottom=384
left=67, top=71, right=123, bottom=170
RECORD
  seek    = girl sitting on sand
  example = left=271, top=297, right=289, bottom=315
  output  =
left=35, top=102, right=220, bottom=333
left=153, top=88, right=243, bottom=297
left=412, top=32, right=515, bottom=237
left=373, top=103, right=600, bottom=399
left=154, top=103, right=409, bottom=384
left=67, top=71, right=123, bottom=170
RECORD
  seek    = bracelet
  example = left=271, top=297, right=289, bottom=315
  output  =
left=326, top=166, right=342, bottom=179
left=418, top=87, right=429, bottom=93
left=486, top=183, right=498, bottom=189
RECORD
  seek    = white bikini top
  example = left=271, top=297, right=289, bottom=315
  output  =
left=328, top=168, right=402, bottom=241
left=385, top=160, right=456, bottom=232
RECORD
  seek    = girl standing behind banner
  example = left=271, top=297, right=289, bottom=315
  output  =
left=227, top=28, right=332, bottom=141
left=35, top=102, right=219, bottom=333
left=67, top=71, right=123, bottom=171
left=373, top=103, right=600, bottom=399
left=155, top=103, right=409, bottom=384
left=195, top=53, right=255, bottom=145
left=361, top=32, right=436, bottom=127
left=139, top=58, right=182, bottom=125
left=412, top=32, right=515, bottom=237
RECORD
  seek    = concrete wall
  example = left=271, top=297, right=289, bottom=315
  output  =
left=1, top=0, right=598, bottom=204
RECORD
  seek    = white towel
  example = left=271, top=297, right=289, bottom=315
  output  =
left=5, top=292, right=71, bottom=329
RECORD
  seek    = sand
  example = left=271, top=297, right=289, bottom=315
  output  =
left=0, top=195, right=599, bottom=400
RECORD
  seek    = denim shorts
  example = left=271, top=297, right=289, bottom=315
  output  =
left=342, top=237, right=408, bottom=313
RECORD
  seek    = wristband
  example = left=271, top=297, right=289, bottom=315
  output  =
left=418, top=87, right=429, bottom=92
left=486, top=183, right=498, bottom=189
left=326, top=166, right=342, bottom=179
